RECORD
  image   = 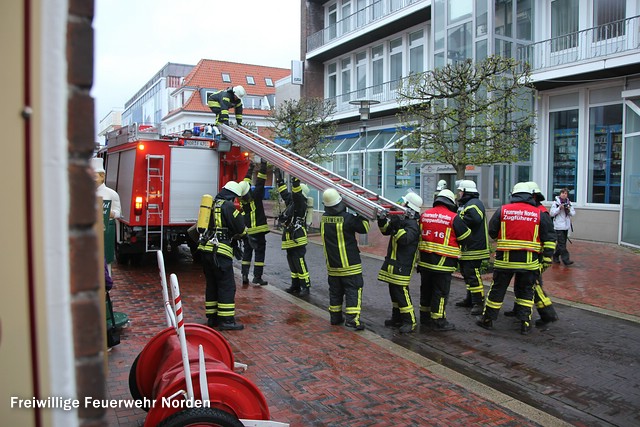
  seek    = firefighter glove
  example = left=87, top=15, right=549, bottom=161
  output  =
left=541, top=256, right=552, bottom=272
left=377, top=217, right=387, bottom=228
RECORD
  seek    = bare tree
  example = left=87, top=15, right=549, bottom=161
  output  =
left=268, top=98, right=337, bottom=161
left=396, top=56, right=536, bottom=179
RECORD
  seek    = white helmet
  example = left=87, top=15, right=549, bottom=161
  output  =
left=402, top=192, right=423, bottom=213
left=436, top=180, right=447, bottom=191
left=238, top=180, right=250, bottom=197
left=526, top=181, right=545, bottom=201
left=322, top=188, right=342, bottom=207
left=233, top=85, right=246, bottom=99
left=300, top=183, right=310, bottom=198
left=457, top=179, right=478, bottom=193
left=435, top=189, right=456, bottom=207
left=512, top=182, right=532, bottom=195
left=223, top=180, right=243, bottom=197
left=91, top=157, right=105, bottom=174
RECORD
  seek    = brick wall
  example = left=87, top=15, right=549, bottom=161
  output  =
left=66, top=0, right=108, bottom=425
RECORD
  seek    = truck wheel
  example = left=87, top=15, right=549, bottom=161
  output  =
left=128, top=353, right=151, bottom=412
left=157, top=407, right=244, bottom=427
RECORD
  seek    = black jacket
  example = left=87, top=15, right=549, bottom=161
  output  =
left=206, top=88, right=243, bottom=125
left=457, top=193, right=490, bottom=261
left=277, top=177, right=308, bottom=249
left=321, top=203, right=369, bottom=277
left=377, top=213, right=420, bottom=285
left=240, top=162, right=269, bottom=235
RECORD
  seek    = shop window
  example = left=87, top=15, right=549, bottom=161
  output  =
left=588, top=104, right=623, bottom=204
left=549, top=109, right=578, bottom=198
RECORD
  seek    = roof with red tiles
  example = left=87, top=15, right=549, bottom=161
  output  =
left=164, top=59, right=290, bottom=119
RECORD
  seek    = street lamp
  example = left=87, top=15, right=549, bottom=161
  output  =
left=349, top=99, right=379, bottom=188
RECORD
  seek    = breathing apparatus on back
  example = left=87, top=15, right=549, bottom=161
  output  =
left=197, top=194, right=214, bottom=242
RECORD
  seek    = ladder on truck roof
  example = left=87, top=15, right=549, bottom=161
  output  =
left=219, top=124, right=406, bottom=220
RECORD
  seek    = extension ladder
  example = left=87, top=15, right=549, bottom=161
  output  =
left=219, top=124, right=406, bottom=220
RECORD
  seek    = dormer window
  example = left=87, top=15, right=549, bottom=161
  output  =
left=222, top=73, right=231, bottom=83
left=246, top=76, right=255, bottom=85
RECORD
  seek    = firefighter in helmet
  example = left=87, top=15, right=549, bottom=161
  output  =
left=239, top=160, right=270, bottom=286
left=433, top=179, right=448, bottom=205
left=378, top=191, right=423, bottom=334
left=503, top=182, right=559, bottom=328
left=198, top=180, right=247, bottom=330
left=207, top=85, right=246, bottom=126
left=477, top=182, right=556, bottom=335
left=418, top=189, right=470, bottom=331
left=454, top=180, right=489, bottom=316
left=321, top=188, right=370, bottom=330
left=275, top=169, right=312, bottom=296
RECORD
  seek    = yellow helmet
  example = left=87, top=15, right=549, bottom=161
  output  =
left=233, top=85, right=246, bottom=99
left=223, top=180, right=242, bottom=196
left=322, top=188, right=342, bottom=207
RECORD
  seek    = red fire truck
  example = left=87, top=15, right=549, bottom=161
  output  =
left=102, top=124, right=249, bottom=264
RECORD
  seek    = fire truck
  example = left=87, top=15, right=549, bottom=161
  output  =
left=102, top=124, right=249, bottom=264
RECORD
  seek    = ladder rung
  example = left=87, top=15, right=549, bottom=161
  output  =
left=342, top=183, right=353, bottom=188
left=354, top=189, right=365, bottom=194
left=331, top=177, right=341, bottom=182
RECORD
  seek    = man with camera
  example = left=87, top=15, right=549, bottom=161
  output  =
left=550, top=188, right=576, bottom=266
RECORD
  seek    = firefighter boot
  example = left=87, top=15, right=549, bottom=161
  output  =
left=285, top=278, right=301, bottom=294
left=252, top=276, right=268, bottom=286
left=476, top=316, right=493, bottom=330
left=206, top=314, right=218, bottom=328
left=398, top=312, right=416, bottom=334
left=218, top=317, right=244, bottom=331
left=470, top=293, right=484, bottom=315
left=298, top=284, right=310, bottom=297
left=455, top=291, right=472, bottom=308
left=521, top=320, right=531, bottom=335
left=535, top=306, right=559, bottom=329
left=242, top=275, right=250, bottom=286
left=330, top=312, right=344, bottom=325
left=419, top=311, right=432, bottom=326
left=345, top=314, right=365, bottom=331
left=503, top=305, right=517, bottom=317
left=384, top=308, right=402, bottom=328
left=431, top=318, right=456, bottom=332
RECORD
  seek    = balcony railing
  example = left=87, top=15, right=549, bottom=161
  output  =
left=326, top=78, right=407, bottom=116
left=517, top=15, right=640, bottom=73
left=307, top=0, right=423, bottom=53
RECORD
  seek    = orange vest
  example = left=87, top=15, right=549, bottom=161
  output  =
left=419, top=206, right=461, bottom=258
left=496, top=203, right=541, bottom=253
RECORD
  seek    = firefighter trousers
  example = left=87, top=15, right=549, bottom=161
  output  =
left=285, top=245, right=310, bottom=290
left=241, top=233, right=267, bottom=278
left=202, top=252, right=237, bottom=321
left=419, top=269, right=452, bottom=320
left=485, top=270, right=536, bottom=321
left=388, top=283, right=416, bottom=325
left=328, top=274, right=364, bottom=326
left=533, top=272, right=558, bottom=322
left=459, top=259, right=486, bottom=305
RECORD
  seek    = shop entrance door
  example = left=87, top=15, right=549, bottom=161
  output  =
left=620, top=95, right=640, bottom=247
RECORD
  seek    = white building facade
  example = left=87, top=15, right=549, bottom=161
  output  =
left=300, top=0, right=640, bottom=246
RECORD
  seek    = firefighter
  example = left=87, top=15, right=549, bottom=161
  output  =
left=207, top=85, right=246, bottom=126
left=275, top=169, right=312, bottom=296
left=93, top=157, right=121, bottom=275
left=198, top=180, right=247, bottom=330
left=321, top=188, right=370, bottom=330
left=418, top=189, right=470, bottom=331
left=378, top=191, right=422, bottom=334
left=239, top=160, right=270, bottom=286
left=433, top=179, right=447, bottom=205
left=504, top=182, right=559, bottom=328
left=453, top=180, right=490, bottom=316
left=477, top=182, right=556, bottom=335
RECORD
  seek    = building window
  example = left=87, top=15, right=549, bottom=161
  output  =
left=328, top=62, right=337, bottom=98
left=328, top=3, right=338, bottom=40
left=246, top=76, right=255, bottom=85
left=551, top=0, right=579, bottom=52
left=448, top=22, right=472, bottom=63
left=588, top=104, right=622, bottom=204
left=549, top=109, right=579, bottom=198
left=265, top=78, right=274, bottom=87
left=409, top=30, right=424, bottom=74
left=449, top=0, right=472, bottom=24
left=222, top=73, right=231, bottom=83
left=593, top=0, right=625, bottom=41
left=341, top=57, right=352, bottom=102
left=356, top=51, right=367, bottom=98
left=372, top=44, right=384, bottom=94
left=389, top=38, right=403, bottom=89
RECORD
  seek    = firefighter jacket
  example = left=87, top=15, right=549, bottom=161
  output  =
left=198, top=188, right=246, bottom=259
left=377, top=213, right=420, bottom=286
left=321, top=203, right=370, bottom=277
left=240, top=163, right=269, bottom=235
left=277, top=177, right=308, bottom=250
left=206, top=88, right=243, bottom=125
left=488, top=193, right=556, bottom=271
left=457, top=193, right=490, bottom=261
left=418, top=204, right=471, bottom=273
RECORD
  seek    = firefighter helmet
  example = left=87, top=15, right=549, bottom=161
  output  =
left=402, top=192, right=423, bottom=213
left=238, top=181, right=250, bottom=197
left=300, top=183, right=310, bottom=198
left=92, top=157, right=105, bottom=174
left=223, top=180, right=243, bottom=197
left=456, top=179, right=478, bottom=193
left=512, top=182, right=532, bottom=195
left=434, top=189, right=456, bottom=208
left=526, top=181, right=545, bottom=201
left=322, top=188, right=342, bottom=207
left=436, top=179, right=447, bottom=191
left=233, top=85, right=246, bottom=99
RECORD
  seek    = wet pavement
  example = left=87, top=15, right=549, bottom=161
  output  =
left=105, top=231, right=640, bottom=426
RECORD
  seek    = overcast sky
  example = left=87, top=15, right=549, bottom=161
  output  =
left=92, top=0, right=301, bottom=136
